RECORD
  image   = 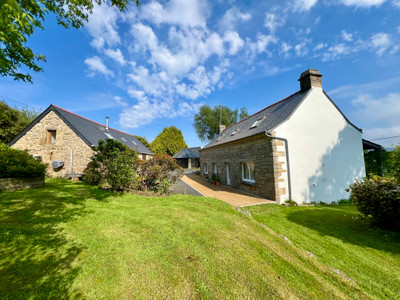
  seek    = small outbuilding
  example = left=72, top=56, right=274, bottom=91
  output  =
left=173, top=147, right=200, bottom=169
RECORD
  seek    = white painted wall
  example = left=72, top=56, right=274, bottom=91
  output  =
left=274, top=87, right=365, bottom=204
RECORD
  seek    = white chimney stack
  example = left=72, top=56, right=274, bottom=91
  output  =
left=106, top=117, right=109, bottom=130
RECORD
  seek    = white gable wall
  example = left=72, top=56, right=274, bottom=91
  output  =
left=274, top=87, right=365, bottom=204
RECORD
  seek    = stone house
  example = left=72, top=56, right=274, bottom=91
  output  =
left=173, top=147, right=200, bottom=169
left=9, top=105, right=153, bottom=178
left=200, top=69, right=366, bottom=204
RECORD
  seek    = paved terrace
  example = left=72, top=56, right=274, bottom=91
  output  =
left=182, top=174, right=275, bottom=207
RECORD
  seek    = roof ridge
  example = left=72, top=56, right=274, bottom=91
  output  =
left=51, top=104, right=138, bottom=138
left=224, top=90, right=302, bottom=131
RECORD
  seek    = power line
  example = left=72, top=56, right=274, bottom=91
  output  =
left=371, top=135, right=400, bottom=141
left=0, top=95, right=42, bottom=110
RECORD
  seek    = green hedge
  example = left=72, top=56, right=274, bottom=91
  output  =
left=0, top=144, right=47, bottom=178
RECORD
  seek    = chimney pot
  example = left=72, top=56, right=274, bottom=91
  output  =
left=106, top=117, right=109, bottom=130
left=219, top=124, right=226, bottom=133
left=298, top=69, right=322, bottom=91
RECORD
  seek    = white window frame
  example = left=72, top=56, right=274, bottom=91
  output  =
left=213, top=163, right=217, bottom=175
left=241, top=162, right=255, bottom=183
left=204, top=163, right=208, bottom=174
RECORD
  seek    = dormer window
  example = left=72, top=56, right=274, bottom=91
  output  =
left=48, top=130, right=56, bottom=144
left=250, top=117, right=266, bottom=129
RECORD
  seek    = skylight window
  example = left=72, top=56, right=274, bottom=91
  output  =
left=231, top=129, right=240, bottom=136
left=216, top=134, right=225, bottom=142
left=250, top=117, right=265, bottom=129
left=121, top=137, right=127, bottom=142
left=131, top=140, right=137, bottom=145
left=104, top=132, right=115, bottom=139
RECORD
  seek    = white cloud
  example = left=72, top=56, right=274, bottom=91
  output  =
left=84, top=56, right=114, bottom=77
left=264, top=12, right=285, bottom=33
left=219, top=7, right=252, bottom=31
left=104, top=48, right=126, bottom=65
left=322, top=43, right=351, bottom=61
left=223, top=31, right=244, bottom=55
left=293, top=0, right=318, bottom=11
left=113, top=96, right=128, bottom=107
left=341, top=30, right=353, bottom=42
left=394, top=0, right=400, bottom=8
left=352, top=93, right=400, bottom=125
left=140, top=0, right=207, bottom=27
left=86, top=4, right=121, bottom=50
left=369, top=32, right=392, bottom=55
left=339, top=0, right=386, bottom=7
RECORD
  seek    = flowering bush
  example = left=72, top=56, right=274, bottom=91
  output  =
left=137, top=154, right=183, bottom=194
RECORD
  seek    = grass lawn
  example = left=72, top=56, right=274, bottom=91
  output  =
left=247, top=204, right=400, bottom=299
left=0, top=179, right=394, bottom=299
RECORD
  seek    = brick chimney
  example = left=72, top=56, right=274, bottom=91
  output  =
left=219, top=124, right=226, bottom=133
left=298, top=69, right=322, bottom=91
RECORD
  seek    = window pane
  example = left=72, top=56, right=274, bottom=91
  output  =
left=50, top=131, right=56, bottom=143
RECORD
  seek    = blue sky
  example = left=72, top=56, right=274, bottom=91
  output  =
left=1, top=0, right=400, bottom=147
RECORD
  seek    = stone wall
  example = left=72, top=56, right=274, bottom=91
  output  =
left=0, top=176, right=44, bottom=192
left=11, top=111, right=94, bottom=177
left=200, top=134, right=287, bottom=202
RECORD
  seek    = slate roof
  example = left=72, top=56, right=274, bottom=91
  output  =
left=9, top=105, right=153, bottom=155
left=173, top=147, right=200, bottom=159
left=202, top=89, right=362, bottom=150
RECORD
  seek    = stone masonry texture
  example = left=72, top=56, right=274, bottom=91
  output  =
left=200, top=134, right=286, bottom=202
left=11, top=111, right=94, bottom=177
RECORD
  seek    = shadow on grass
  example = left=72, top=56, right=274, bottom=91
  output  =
left=0, top=179, right=112, bottom=298
left=286, top=207, right=400, bottom=255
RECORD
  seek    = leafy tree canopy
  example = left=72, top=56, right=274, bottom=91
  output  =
left=0, top=0, right=139, bottom=83
left=150, top=126, right=188, bottom=156
left=135, top=135, right=151, bottom=151
left=193, top=105, right=249, bottom=142
left=0, top=101, right=41, bottom=143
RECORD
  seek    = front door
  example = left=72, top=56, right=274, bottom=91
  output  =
left=226, top=163, right=230, bottom=185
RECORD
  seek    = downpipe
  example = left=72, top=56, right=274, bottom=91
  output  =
left=265, top=132, right=292, bottom=201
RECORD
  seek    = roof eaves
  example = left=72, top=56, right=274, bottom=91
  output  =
left=51, top=105, right=94, bottom=148
left=322, top=91, right=363, bottom=133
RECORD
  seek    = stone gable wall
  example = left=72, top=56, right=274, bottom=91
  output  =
left=200, top=134, right=287, bottom=203
left=11, top=111, right=94, bottom=177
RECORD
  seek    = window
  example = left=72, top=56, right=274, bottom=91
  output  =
left=213, top=163, right=217, bottom=175
left=131, top=140, right=137, bottom=145
left=231, top=129, right=239, bottom=136
left=104, top=132, right=115, bottom=139
left=250, top=117, right=265, bottom=129
left=216, top=133, right=225, bottom=142
left=48, top=130, right=56, bottom=144
left=204, top=163, right=208, bottom=174
left=121, top=137, right=128, bottom=142
left=242, top=162, right=255, bottom=183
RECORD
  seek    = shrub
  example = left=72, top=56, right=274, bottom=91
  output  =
left=350, top=176, right=400, bottom=229
left=0, top=143, right=47, bottom=178
left=83, top=139, right=139, bottom=192
left=284, top=199, right=298, bottom=206
left=137, top=154, right=183, bottom=194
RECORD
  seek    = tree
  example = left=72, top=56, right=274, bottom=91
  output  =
left=193, top=105, right=249, bottom=142
left=135, top=135, right=151, bottom=151
left=150, top=126, right=188, bottom=156
left=0, top=0, right=139, bottom=83
left=387, top=145, right=400, bottom=184
left=0, top=101, right=40, bottom=143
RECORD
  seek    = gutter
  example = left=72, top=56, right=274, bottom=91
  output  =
left=265, top=132, right=292, bottom=201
